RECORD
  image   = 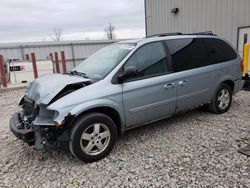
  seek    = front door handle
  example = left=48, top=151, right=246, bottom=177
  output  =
left=178, top=80, right=188, bottom=86
left=164, top=83, right=175, bottom=89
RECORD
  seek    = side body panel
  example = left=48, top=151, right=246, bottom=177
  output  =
left=122, top=74, right=177, bottom=127
left=175, top=66, right=213, bottom=112
left=210, top=58, right=243, bottom=95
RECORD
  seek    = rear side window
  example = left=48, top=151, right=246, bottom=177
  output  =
left=165, top=38, right=209, bottom=72
left=203, top=38, right=237, bottom=64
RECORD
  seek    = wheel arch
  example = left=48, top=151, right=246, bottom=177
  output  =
left=221, top=80, right=235, bottom=92
left=70, top=102, right=125, bottom=137
left=217, top=74, right=235, bottom=92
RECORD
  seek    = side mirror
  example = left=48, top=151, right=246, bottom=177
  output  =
left=118, top=66, right=137, bottom=82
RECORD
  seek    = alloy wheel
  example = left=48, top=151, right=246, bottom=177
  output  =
left=80, top=123, right=111, bottom=156
left=217, top=89, right=230, bottom=110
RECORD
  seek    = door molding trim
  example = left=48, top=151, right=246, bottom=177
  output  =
left=178, top=88, right=209, bottom=100
left=129, top=97, right=177, bottom=114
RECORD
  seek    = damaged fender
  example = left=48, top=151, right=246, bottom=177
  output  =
left=47, top=98, right=125, bottom=134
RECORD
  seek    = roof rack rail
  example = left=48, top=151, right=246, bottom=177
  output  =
left=147, top=31, right=216, bottom=38
left=147, top=32, right=182, bottom=38
left=191, top=31, right=216, bottom=35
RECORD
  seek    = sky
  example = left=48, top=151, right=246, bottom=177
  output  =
left=0, top=0, right=145, bottom=43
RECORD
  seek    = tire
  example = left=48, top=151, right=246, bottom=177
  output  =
left=207, top=83, right=233, bottom=114
left=69, top=113, right=117, bottom=163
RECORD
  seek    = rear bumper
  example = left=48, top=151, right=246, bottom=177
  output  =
left=234, top=79, right=244, bottom=93
left=9, top=113, right=35, bottom=145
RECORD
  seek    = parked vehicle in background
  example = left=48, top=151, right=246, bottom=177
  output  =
left=9, top=32, right=244, bottom=162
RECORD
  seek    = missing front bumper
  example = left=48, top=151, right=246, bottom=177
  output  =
left=9, top=113, right=35, bottom=145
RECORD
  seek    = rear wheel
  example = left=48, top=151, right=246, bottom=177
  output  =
left=207, top=83, right=233, bottom=114
left=69, top=113, right=117, bottom=162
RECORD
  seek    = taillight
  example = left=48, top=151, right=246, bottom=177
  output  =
left=240, top=59, right=244, bottom=72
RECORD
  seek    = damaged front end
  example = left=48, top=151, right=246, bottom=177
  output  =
left=9, top=74, right=92, bottom=150
left=9, top=95, right=75, bottom=150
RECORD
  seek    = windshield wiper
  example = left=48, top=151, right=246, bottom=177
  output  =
left=67, top=70, right=89, bottom=78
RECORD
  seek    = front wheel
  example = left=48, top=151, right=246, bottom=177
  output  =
left=69, top=113, right=117, bottom=162
left=207, top=83, right=233, bottom=114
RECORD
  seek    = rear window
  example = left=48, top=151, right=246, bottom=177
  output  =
left=203, top=38, right=238, bottom=64
left=165, top=38, right=209, bottom=72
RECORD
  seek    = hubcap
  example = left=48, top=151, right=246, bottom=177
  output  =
left=80, top=123, right=110, bottom=156
left=217, top=89, right=230, bottom=110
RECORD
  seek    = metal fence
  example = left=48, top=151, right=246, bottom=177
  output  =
left=0, top=39, right=122, bottom=71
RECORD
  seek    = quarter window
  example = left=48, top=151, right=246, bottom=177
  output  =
left=203, top=38, right=238, bottom=64
left=124, top=42, right=169, bottom=80
left=166, top=38, right=209, bottom=72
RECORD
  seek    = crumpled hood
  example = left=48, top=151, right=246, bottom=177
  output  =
left=25, top=74, right=91, bottom=104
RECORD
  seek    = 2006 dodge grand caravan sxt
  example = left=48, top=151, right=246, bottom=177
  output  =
left=10, top=32, right=244, bottom=162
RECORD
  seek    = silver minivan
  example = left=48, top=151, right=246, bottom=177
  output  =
left=10, top=33, right=244, bottom=162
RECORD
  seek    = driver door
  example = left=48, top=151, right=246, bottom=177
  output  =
left=122, top=42, right=177, bottom=127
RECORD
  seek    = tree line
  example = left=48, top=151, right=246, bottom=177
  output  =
left=51, top=23, right=116, bottom=41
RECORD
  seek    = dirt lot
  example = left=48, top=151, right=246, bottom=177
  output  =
left=0, top=89, right=249, bottom=187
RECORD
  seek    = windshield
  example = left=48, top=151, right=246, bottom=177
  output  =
left=73, top=43, right=136, bottom=79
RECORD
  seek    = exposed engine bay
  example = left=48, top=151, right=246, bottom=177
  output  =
left=9, top=74, right=93, bottom=150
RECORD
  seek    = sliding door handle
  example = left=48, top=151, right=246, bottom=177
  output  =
left=164, top=83, right=175, bottom=89
left=178, top=80, right=188, bottom=86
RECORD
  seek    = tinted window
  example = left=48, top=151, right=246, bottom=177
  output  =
left=124, top=42, right=169, bottom=80
left=203, top=38, right=237, bottom=64
left=166, top=38, right=209, bottom=72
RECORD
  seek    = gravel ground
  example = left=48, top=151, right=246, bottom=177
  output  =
left=0, top=89, right=249, bottom=188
